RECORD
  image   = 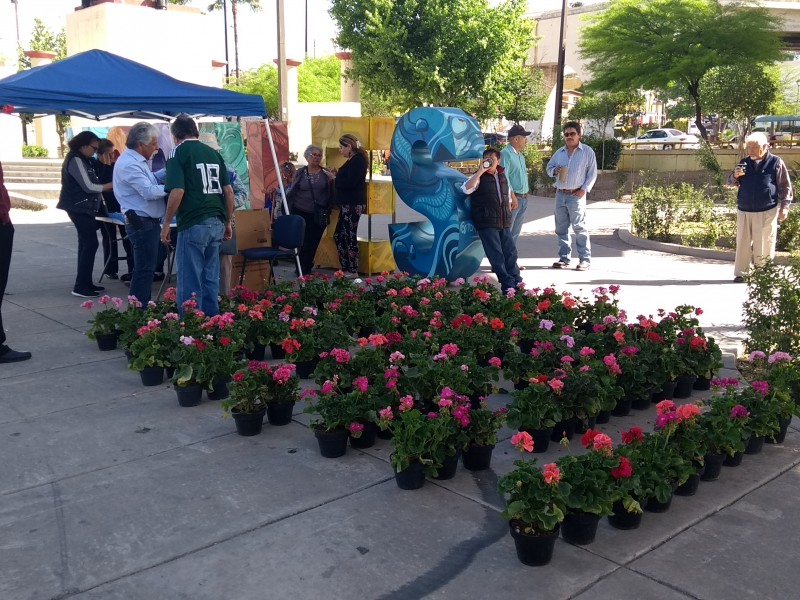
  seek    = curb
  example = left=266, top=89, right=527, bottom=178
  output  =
left=618, top=228, right=795, bottom=265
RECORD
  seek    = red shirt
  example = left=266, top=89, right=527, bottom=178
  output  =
left=0, top=162, right=11, bottom=225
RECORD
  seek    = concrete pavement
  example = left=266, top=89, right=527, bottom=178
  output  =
left=1, top=197, right=798, bottom=600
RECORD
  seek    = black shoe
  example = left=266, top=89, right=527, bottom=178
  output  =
left=92, top=284, right=106, bottom=292
left=120, top=273, right=132, bottom=283
left=72, top=288, right=100, bottom=298
left=733, top=276, right=745, bottom=283
left=552, top=261, right=570, bottom=269
left=0, top=345, right=32, bottom=363
left=153, top=272, right=166, bottom=282
left=105, top=273, right=119, bottom=280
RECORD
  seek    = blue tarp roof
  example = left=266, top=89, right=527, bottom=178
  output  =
left=0, top=49, right=266, bottom=120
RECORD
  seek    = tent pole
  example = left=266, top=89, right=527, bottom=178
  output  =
left=264, top=118, right=303, bottom=278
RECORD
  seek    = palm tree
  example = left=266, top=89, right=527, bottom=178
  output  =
left=207, top=0, right=262, bottom=81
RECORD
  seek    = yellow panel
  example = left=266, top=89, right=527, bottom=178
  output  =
left=324, top=148, right=347, bottom=171
left=358, top=239, right=395, bottom=275
left=366, top=180, right=394, bottom=214
left=369, top=117, right=396, bottom=150
left=311, top=116, right=371, bottom=151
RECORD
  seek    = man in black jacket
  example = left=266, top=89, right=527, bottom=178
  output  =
left=461, top=148, right=522, bottom=295
left=728, top=132, right=792, bottom=283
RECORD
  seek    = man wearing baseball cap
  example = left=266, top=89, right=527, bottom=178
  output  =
left=500, top=123, right=531, bottom=247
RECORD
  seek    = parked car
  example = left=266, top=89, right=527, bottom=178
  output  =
left=483, top=131, right=507, bottom=146
left=621, top=128, right=700, bottom=150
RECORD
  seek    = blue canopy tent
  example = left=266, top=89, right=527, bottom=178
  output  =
left=0, top=49, right=266, bottom=120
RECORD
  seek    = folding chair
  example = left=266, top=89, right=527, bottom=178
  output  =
left=238, top=214, right=305, bottom=286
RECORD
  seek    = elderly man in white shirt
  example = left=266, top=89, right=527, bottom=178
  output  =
left=546, top=121, right=598, bottom=271
left=112, top=122, right=165, bottom=305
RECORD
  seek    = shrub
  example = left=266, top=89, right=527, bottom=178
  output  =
left=777, top=207, right=800, bottom=253
left=21, top=144, right=48, bottom=158
left=581, top=135, right=623, bottom=170
left=631, top=185, right=682, bottom=241
left=522, top=144, right=544, bottom=192
left=742, top=256, right=800, bottom=355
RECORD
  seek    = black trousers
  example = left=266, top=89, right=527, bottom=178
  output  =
left=292, top=208, right=327, bottom=275
left=0, top=222, right=14, bottom=346
left=67, top=212, right=100, bottom=291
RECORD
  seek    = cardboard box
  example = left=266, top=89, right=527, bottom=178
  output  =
left=231, top=209, right=273, bottom=290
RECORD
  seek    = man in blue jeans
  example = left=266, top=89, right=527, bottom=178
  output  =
left=546, top=121, right=597, bottom=271
left=113, top=122, right=166, bottom=305
left=461, top=148, right=522, bottom=295
left=161, top=115, right=233, bottom=317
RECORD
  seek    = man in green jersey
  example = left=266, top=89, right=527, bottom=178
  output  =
left=161, top=115, right=233, bottom=316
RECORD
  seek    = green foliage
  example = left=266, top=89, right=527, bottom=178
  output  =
left=226, top=57, right=343, bottom=118
left=742, top=256, right=800, bottom=356
left=581, top=136, right=622, bottom=170
left=580, top=0, right=784, bottom=139
left=631, top=184, right=691, bottom=241
left=497, top=453, right=570, bottom=533
left=701, top=64, right=779, bottom=136
left=17, top=18, right=66, bottom=71
left=696, top=141, right=724, bottom=187
left=329, top=0, right=534, bottom=119
left=497, top=66, right=547, bottom=124
left=777, top=207, right=800, bottom=253
left=225, top=65, right=278, bottom=117
left=522, top=144, right=543, bottom=192
left=569, top=91, right=636, bottom=139
left=21, top=144, right=48, bottom=158
left=297, top=56, right=341, bottom=103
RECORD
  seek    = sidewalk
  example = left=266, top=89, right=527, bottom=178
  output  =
left=1, top=199, right=798, bottom=600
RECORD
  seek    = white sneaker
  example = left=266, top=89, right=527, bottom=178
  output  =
left=575, top=262, right=590, bottom=271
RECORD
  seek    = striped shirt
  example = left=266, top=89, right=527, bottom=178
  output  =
left=546, top=142, right=598, bottom=193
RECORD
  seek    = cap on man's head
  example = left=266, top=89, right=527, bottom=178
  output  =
left=507, top=124, right=531, bottom=138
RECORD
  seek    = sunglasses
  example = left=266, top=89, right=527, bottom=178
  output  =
left=563, top=132, right=578, bottom=138
left=89, top=144, right=99, bottom=151
left=308, top=153, right=322, bottom=158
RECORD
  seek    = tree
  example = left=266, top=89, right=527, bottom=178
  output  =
left=297, top=56, right=340, bottom=103
left=569, top=91, right=631, bottom=137
left=702, top=65, right=779, bottom=141
left=497, top=67, right=547, bottom=124
left=225, top=58, right=342, bottom=117
left=16, top=19, right=68, bottom=150
left=329, top=0, right=534, bottom=119
left=207, top=0, right=261, bottom=81
left=579, top=0, right=784, bottom=140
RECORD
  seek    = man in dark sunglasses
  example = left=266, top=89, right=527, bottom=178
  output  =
left=545, top=121, right=597, bottom=272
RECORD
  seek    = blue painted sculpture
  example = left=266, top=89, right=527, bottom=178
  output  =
left=388, top=107, right=486, bottom=281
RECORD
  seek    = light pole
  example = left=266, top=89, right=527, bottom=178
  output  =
left=11, top=0, right=20, bottom=47
left=552, top=0, right=568, bottom=140
left=223, top=0, right=230, bottom=81
left=795, top=80, right=799, bottom=115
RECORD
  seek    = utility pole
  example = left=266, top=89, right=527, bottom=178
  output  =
left=12, top=0, right=20, bottom=47
left=276, top=0, right=288, bottom=122
left=552, top=0, right=568, bottom=140
left=304, top=0, right=308, bottom=57
left=223, top=0, right=230, bottom=81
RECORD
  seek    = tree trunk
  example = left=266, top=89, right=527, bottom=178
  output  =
left=687, top=79, right=707, bottom=141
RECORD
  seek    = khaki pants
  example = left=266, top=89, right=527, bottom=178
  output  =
left=734, top=207, right=778, bottom=277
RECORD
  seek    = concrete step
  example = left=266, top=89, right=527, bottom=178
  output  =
left=5, top=182, right=61, bottom=200
left=4, top=175, right=62, bottom=184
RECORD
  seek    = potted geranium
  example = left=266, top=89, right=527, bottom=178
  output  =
left=699, top=379, right=751, bottom=478
left=81, top=295, right=125, bottom=350
left=427, top=387, right=471, bottom=480
left=282, top=309, right=350, bottom=378
left=738, top=381, right=782, bottom=455
left=556, top=430, right=619, bottom=545
left=222, top=361, right=298, bottom=435
left=745, top=351, right=797, bottom=443
left=497, top=432, right=569, bottom=566
left=462, top=400, right=507, bottom=471
left=128, top=313, right=181, bottom=387
left=506, top=375, right=564, bottom=453
left=303, top=377, right=353, bottom=458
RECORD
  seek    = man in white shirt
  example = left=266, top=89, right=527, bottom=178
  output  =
left=546, top=121, right=598, bottom=271
left=112, top=122, right=165, bottom=305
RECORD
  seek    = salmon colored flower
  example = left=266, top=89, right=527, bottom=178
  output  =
left=511, top=431, right=534, bottom=453
left=542, top=463, right=560, bottom=484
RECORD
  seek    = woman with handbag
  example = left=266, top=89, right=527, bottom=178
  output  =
left=287, top=144, right=333, bottom=275
left=329, top=134, right=368, bottom=276
left=57, top=131, right=113, bottom=298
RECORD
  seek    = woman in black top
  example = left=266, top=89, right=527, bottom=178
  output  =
left=57, top=131, right=113, bottom=297
left=329, top=133, right=368, bottom=275
left=94, top=139, right=132, bottom=280
left=287, top=144, right=333, bottom=275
